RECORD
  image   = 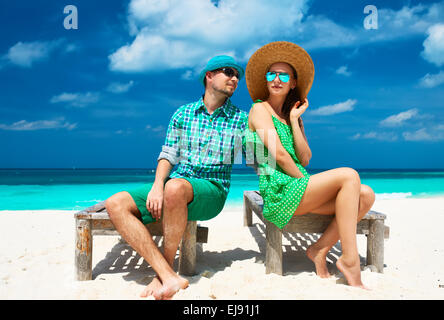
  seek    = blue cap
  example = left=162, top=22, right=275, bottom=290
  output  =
left=199, top=55, right=244, bottom=85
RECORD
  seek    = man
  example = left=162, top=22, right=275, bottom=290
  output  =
left=105, top=55, right=247, bottom=300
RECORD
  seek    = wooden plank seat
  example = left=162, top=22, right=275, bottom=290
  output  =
left=74, top=201, right=208, bottom=281
left=243, top=190, right=389, bottom=275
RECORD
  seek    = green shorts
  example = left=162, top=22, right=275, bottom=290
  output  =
left=125, top=177, right=227, bottom=225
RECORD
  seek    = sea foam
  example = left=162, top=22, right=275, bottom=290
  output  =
left=375, top=192, right=413, bottom=200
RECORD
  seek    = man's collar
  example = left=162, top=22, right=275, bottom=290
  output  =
left=194, top=95, right=233, bottom=117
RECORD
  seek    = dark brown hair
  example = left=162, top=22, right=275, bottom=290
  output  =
left=281, top=63, right=300, bottom=120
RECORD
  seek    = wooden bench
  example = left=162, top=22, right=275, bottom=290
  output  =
left=74, top=201, right=208, bottom=281
left=243, top=190, right=389, bottom=275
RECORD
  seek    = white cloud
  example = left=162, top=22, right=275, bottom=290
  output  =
left=361, top=3, right=443, bottom=43
left=289, top=2, right=444, bottom=51
left=106, top=80, right=135, bottom=93
left=65, top=43, right=78, bottom=53
left=109, top=1, right=444, bottom=73
left=402, top=128, right=444, bottom=141
left=418, top=70, right=444, bottom=88
left=115, top=129, right=133, bottom=135
left=5, top=40, right=63, bottom=67
left=181, top=70, right=194, bottom=81
left=351, top=131, right=398, bottom=142
left=146, top=124, right=165, bottom=137
left=0, top=117, right=77, bottom=131
left=297, top=14, right=357, bottom=50
left=354, top=123, right=444, bottom=142
left=110, top=33, right=209, bottom=72
left=50, top=92, right=100, bottom=107
left=309, top=99, right=356, bottom=116
left=421, top=23, right=444, bottom=66
left=379, top=109, right=419, bottom=127
left=350, top=133, right=361, bottom=140
left=109, top=0, right=309, bottom=72
left=146, top=124, right=165, bottom=132
left=335, top=65, right=352, bottom=77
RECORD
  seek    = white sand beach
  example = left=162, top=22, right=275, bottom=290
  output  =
left=1, top=197, right=444, bottom=300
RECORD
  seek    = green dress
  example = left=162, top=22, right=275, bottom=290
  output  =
left=245, top=102, right=311, bottom=229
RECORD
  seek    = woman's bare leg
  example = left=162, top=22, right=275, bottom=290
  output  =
left=306, top=184, right=375, bottom=278
left=292, top=167, right=366, bottom=288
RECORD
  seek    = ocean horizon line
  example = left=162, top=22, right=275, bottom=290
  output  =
left=2, top=167, right=444, bottom=171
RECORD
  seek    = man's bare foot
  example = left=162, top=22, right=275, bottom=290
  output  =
left=153, top=275, right=189, bottom=300
left=306, top=244, right=331, bottom=278
left=140, top=276, right=162, bottom=298
left=336, top=256, right=369, bottom=290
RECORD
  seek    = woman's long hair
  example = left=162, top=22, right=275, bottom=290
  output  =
left=280, top=64, right=303, bottom=128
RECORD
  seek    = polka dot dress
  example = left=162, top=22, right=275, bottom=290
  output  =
left=246, top=113, right=310, bottom=230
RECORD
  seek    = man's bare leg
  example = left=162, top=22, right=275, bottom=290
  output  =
left=105, top=191, right=189, bottom=299
left=154, top=178, right=193, bottom=300
left=306, top=184, right=376, bottom=278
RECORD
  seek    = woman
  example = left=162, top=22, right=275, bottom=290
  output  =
left=245, top=41, right=375, bottom=289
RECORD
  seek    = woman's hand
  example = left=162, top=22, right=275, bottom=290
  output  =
left=146, top=183, right=164, bottom=220
left=289, top=98, right=309, bottom=122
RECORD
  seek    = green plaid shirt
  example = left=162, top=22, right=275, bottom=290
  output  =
left=158, top=97, right=248, bottom=194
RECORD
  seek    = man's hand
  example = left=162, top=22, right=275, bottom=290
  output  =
left=146, top=183, right=164, bottom=220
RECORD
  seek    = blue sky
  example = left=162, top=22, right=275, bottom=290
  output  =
left=0, top=0, right=443, bottom=169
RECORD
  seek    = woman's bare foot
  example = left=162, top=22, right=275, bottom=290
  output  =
left=336, top=256, right=369, bottom=289
left=153, top=275, right=189, bottom=300
left=306, top=244, right=331, bottom=278
left=140, top=276, right=162, bottom=298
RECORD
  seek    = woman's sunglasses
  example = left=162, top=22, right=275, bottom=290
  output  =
left=266, top=71, right=290, bottom=83
left=213, top=67, right=239, bottom=79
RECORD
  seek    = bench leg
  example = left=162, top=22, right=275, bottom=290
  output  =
left=366, top=219, right=385, bottom=273
left=243, top=195, right=253, bottom=227
left=265, top=220, right=283, bottom=275
left=75, top=218, right=93, bottom=281
left=179, top=221, right=197, bottom=276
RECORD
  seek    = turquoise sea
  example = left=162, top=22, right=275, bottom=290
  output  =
left=1, top=168, right=444, bottom=211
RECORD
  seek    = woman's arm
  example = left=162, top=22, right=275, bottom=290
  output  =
left=290, top=117, right=312, bottom=167
left=289, top=99, right=312, bottom=167
left=249, top=103, right=304, bottom=178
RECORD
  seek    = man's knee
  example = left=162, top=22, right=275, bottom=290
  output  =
left=164, top=179, right=193, bottom=207
left=105, top=191, right=135, bottom=219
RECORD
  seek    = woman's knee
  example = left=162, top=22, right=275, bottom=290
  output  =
left=338, top=167, right=361, bottom=187
left=359, top=184, right=375, bottom=213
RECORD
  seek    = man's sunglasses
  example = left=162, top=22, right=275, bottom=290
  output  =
left=266, top=71, right=290, bottom=83
left=213, top=67, right=239, bottom=79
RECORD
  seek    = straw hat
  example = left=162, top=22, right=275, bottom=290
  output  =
left=245, top=41, right=315, bottom=102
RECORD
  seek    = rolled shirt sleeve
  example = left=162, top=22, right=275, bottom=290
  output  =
left=157, top=109, right=183, bottom=166
left=158, top=145, right=179, bottom=166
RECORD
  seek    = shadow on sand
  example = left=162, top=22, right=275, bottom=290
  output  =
left=91, top=222, right=366, bottom=285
